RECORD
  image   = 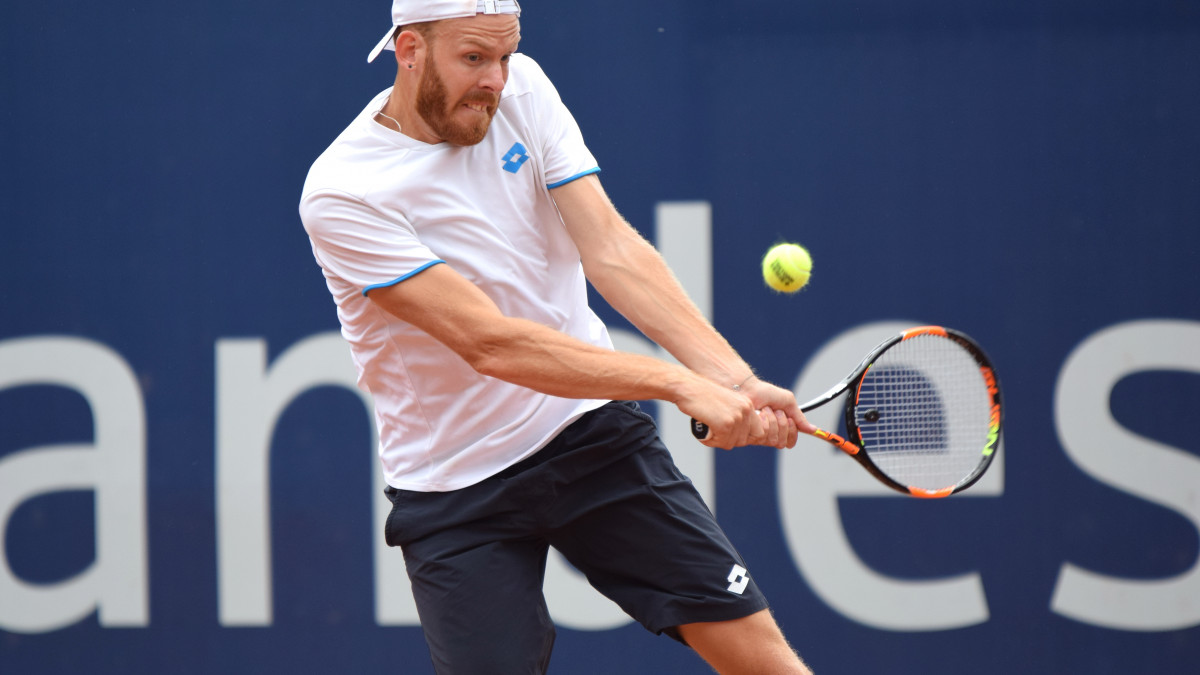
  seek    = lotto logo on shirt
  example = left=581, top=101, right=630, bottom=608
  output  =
left=502, top=142, right=531, bottom=174
left=727, top=564, right=750, bottom=595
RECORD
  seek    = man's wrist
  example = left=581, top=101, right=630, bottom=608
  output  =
left=732, top=372, right=756, bottom=392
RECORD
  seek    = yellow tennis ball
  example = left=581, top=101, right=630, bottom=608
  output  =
left=762, top=243, right=812, bottom=293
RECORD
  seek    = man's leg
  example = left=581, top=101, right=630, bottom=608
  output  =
left=384, top=483, right=557, bottom=675
left=540, top=403, right=807, bottom=671
left=678, top=609, right=813, bottom=675
left=404, top=536, right=555, bottom=675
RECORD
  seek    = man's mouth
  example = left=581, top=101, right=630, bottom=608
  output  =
left=461, top=96, right=498, bottom=114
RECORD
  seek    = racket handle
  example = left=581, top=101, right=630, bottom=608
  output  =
left=692, top=417, right=859, bottom=456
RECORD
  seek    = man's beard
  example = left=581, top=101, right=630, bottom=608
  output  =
left=416, top=57, right=499, bottom=146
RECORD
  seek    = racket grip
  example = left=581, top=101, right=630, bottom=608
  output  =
left=690, top=418, right=709, bottom=440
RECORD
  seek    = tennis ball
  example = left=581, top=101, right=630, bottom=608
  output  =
left=761, top=243, right=812, bottom=293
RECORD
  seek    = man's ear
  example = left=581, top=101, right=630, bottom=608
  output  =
left=394, top=28, right=425, bottom=70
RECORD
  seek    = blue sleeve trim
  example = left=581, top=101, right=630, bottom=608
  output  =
left=362, top=260, right=446, bottom=297
left=547, top=167, right=601, bottom=190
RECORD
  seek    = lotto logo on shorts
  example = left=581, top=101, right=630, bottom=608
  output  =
left=726, top=564, right=750, bottom=595
left=502, top=142, right=531, bottom=174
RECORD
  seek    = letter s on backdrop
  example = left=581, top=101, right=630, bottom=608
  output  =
left=1052, top=319, right=1200, bottom=631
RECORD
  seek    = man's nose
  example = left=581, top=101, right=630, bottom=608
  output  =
left=478, top=61, right=507, bottom=92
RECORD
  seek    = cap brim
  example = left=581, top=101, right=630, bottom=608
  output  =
left=367, top=25, right=399, bottom=63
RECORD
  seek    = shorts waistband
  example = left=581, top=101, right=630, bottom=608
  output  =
left=493, top=400, right=648, bottom=480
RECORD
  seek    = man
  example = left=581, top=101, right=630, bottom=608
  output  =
left=300, top=1, right=814, bottom=673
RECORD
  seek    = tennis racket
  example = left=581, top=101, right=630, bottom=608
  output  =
left=691, top=326, right=1002, bottom=498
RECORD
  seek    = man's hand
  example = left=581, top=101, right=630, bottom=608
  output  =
left=676, top=378, right=763, bottom=450
left=742, top=377, right=815, bottom=449
left=679, top=376, right=815, bottom=450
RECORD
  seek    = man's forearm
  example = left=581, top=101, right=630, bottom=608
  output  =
left=584, top=233, right=755, bottom=388
left=466, top=314, right=704, bottom=404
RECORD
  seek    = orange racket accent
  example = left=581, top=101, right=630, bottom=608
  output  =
left=909, top=486, right=954, bottom=499
left=902, top=325, right=949, bottom=340
left=854, top=365, right=871, bottom=406
left=981, top=366, right=1002, bottom=456
left=981, top=366, right=999, bottom=395
left=812, top=428, right=860, bottom=455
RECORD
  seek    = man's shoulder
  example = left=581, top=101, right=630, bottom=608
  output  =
left=302, top=138, right=374, bottom=203
left=302, top=91, right=397, bottom=199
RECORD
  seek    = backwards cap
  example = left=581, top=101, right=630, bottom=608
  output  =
left=367, top=0, right=522, bottom=63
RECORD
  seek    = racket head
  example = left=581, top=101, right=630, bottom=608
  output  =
left=841, top=326, right=1002, bottom=498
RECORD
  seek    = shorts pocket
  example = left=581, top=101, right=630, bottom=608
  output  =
left=383, top=486, right=408, bottom=548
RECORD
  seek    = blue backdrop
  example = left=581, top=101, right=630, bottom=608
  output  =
left=3, top=1, right=1199, bottom=673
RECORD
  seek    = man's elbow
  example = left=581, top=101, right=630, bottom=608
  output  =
left=465, top=349, right=507, bottom=380
left=454, top=331, right=515, bottom=380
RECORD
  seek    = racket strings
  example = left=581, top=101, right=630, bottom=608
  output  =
left=853, top=335, right=993, bottom=491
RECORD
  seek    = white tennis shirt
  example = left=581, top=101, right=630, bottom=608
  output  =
left=300, top=55, right=611, bottom=491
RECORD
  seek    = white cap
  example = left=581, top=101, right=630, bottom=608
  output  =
left=367, top=0, right=522, bottom=63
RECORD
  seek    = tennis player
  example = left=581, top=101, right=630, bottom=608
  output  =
left=300, top=1, right=814, bottom=673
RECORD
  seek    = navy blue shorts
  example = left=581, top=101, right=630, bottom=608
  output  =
left=383, top=401, right=770, bottom=674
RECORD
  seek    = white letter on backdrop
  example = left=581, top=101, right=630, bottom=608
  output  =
left=0, top=337, right=147, bottom=633
left=214, top=333, right=403, bottom=626
left=1052, top=319, right=1200, bottom=631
